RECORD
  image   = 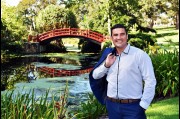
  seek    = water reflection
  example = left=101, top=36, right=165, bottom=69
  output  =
left=1, top=53, right=99, bottom=106
left=27, top=64, right=38, bottom=83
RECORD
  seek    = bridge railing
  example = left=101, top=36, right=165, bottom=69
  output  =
left=88, top=30, right=104, bottom=42
left=29, top=28, right=108, bottom=43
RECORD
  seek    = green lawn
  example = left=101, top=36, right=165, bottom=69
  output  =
left=146, top=96, right=179, bottom=119
left=154, top=27, right=179, bottom=44
left=149, top=26, right=179, bottom=51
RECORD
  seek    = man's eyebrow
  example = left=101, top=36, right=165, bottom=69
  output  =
left=112, top=33, right=118, bottom=36
left=120, top=32, right=126, bottom=35
left=113, top=32, right=126, bottom=35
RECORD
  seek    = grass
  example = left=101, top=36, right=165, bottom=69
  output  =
left=147, top=26, right=179, bottom=52
left=146, top=96, right=179, bottom=119
left=129, top=26, right=179, bottom=51
left=154, top=27, right=179, bottom=44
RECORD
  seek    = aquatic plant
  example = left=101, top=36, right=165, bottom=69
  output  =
left=1, top=81, right=69, bottom=119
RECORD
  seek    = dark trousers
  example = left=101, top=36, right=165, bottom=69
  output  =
left=106, top=98, right=147, bottom=119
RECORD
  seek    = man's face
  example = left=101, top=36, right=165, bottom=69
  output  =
left=111, top=28, right=128, bottom=49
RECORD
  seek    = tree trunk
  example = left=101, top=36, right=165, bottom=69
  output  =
left=108, top=16, right=111, bottom=36
left=176, top=12, right=179, bottom=29
left=149, top=19, right=154, bottom=28
left=107, top=0, right=111, bottom=36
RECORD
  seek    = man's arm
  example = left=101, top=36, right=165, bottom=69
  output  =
left=93, top=53, right=116, bottom=79
left=92, top=61, right=109, bottom=79
left=139, top=53, right=157, bottom=110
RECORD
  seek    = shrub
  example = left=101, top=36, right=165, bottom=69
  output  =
left=128, top=33, right=156, bottom=50
left=1, top=82, right=69, bottom=119
left=101, top=40, right=112, bottom=50
left=150, top=49, right=179, bottom=98
left=71, top=93, right=107, bottom=119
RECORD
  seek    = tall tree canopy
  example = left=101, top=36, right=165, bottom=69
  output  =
left=1, top=0, right=178, bottom=54
left=36, top=4, right=78, bottom=33
left=1, top=1, right=27, bottom=42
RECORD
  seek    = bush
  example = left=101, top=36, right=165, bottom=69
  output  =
left=150, top=49, right=179, bottom=98
left=128, top=38, right=145, bottom=49
left=128, top=33, right=156, bottom=50
left=1, top=83, right=69, bottom=119
left=101, top=40, right=112, bottom=51
left=71, top=93, right=107, bottom=119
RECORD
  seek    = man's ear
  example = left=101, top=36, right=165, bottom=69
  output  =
left=110, top=36, right=114, bottom=47
left=110, top=36, right=113, bottom=40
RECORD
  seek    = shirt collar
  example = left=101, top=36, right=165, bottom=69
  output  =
left=123, top=43, right=130, bottom=54
left=113, top=43, right=130, bottom=56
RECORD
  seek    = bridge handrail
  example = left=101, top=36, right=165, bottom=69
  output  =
left=29, top=28, right=107, bottom=43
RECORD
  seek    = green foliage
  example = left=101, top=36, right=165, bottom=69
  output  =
left=1, top=65, right=28, bottom=90
left=53, top=81, right=69, bottom=119
left=1, top=4, right=28, bottom=40
left=71, top=93, right=107, bottom=119
left=1, top=43, right=23, bottom=54
left=165, top=0, right=179, bottom=29
left=138, top=0, right=165, bottom=27
left=101, top=40, right=112, bottom=51
left=150, top=49, right=179, bottom=97
left=128, top=38, right=145, bottom=49
left=1, top=4, right=28, bottom=55
left=44, top=42, right=67, bottom=53
left=1, top=0, right=179, bottom=55
left=128, top=33, right=157, bottom=50
left=1, top=82, right=69, bottom=119
left=36, top=4, right=78, bottom=33
left=66, top=11, right=79, bottom=28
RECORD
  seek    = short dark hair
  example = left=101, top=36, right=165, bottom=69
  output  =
left=111, top=24, right=128, bottom=36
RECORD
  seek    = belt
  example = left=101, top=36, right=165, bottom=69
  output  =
left=107, top=96, right=140, bottom=103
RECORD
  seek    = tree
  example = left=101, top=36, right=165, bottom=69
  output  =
left=63, top=0, right=111, bottom=35
left=166, top=0, right=179, bottom=29
left=36, top=4, right=78, bottom=33
left=65, top=0, right=158, bottom=35
left=16, top=0, right=58, bottom=33
left=1, top=2, right=28, bottom=42
left=16, top=0, right=37, bottom=31
left=138, top=0, right=179, bottom=29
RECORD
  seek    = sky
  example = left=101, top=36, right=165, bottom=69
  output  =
left=5, top=0, right=21, bottom=6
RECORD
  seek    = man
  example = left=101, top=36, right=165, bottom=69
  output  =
left=89, top=24, right=156, bottom=119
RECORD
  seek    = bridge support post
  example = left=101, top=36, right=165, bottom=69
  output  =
left=39, top=45, right=46, bottom=52
left=23, top=42, right=40, bottom=54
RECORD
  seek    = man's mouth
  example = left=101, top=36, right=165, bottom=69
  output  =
left=116, top=40, right=123, bottom=43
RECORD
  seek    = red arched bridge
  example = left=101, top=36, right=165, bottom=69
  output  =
left=28, top=28, right=109, bottom=44
left=37, top=66, right=93, bottom=77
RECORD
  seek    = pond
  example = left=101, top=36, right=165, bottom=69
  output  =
left=1, top=53, right=100, bottom=109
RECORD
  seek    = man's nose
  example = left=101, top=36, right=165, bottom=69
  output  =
left=117, top=35, right=121, bottom=39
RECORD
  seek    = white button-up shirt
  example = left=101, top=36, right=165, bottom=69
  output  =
left=92, top=44, right=156, bottom=109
